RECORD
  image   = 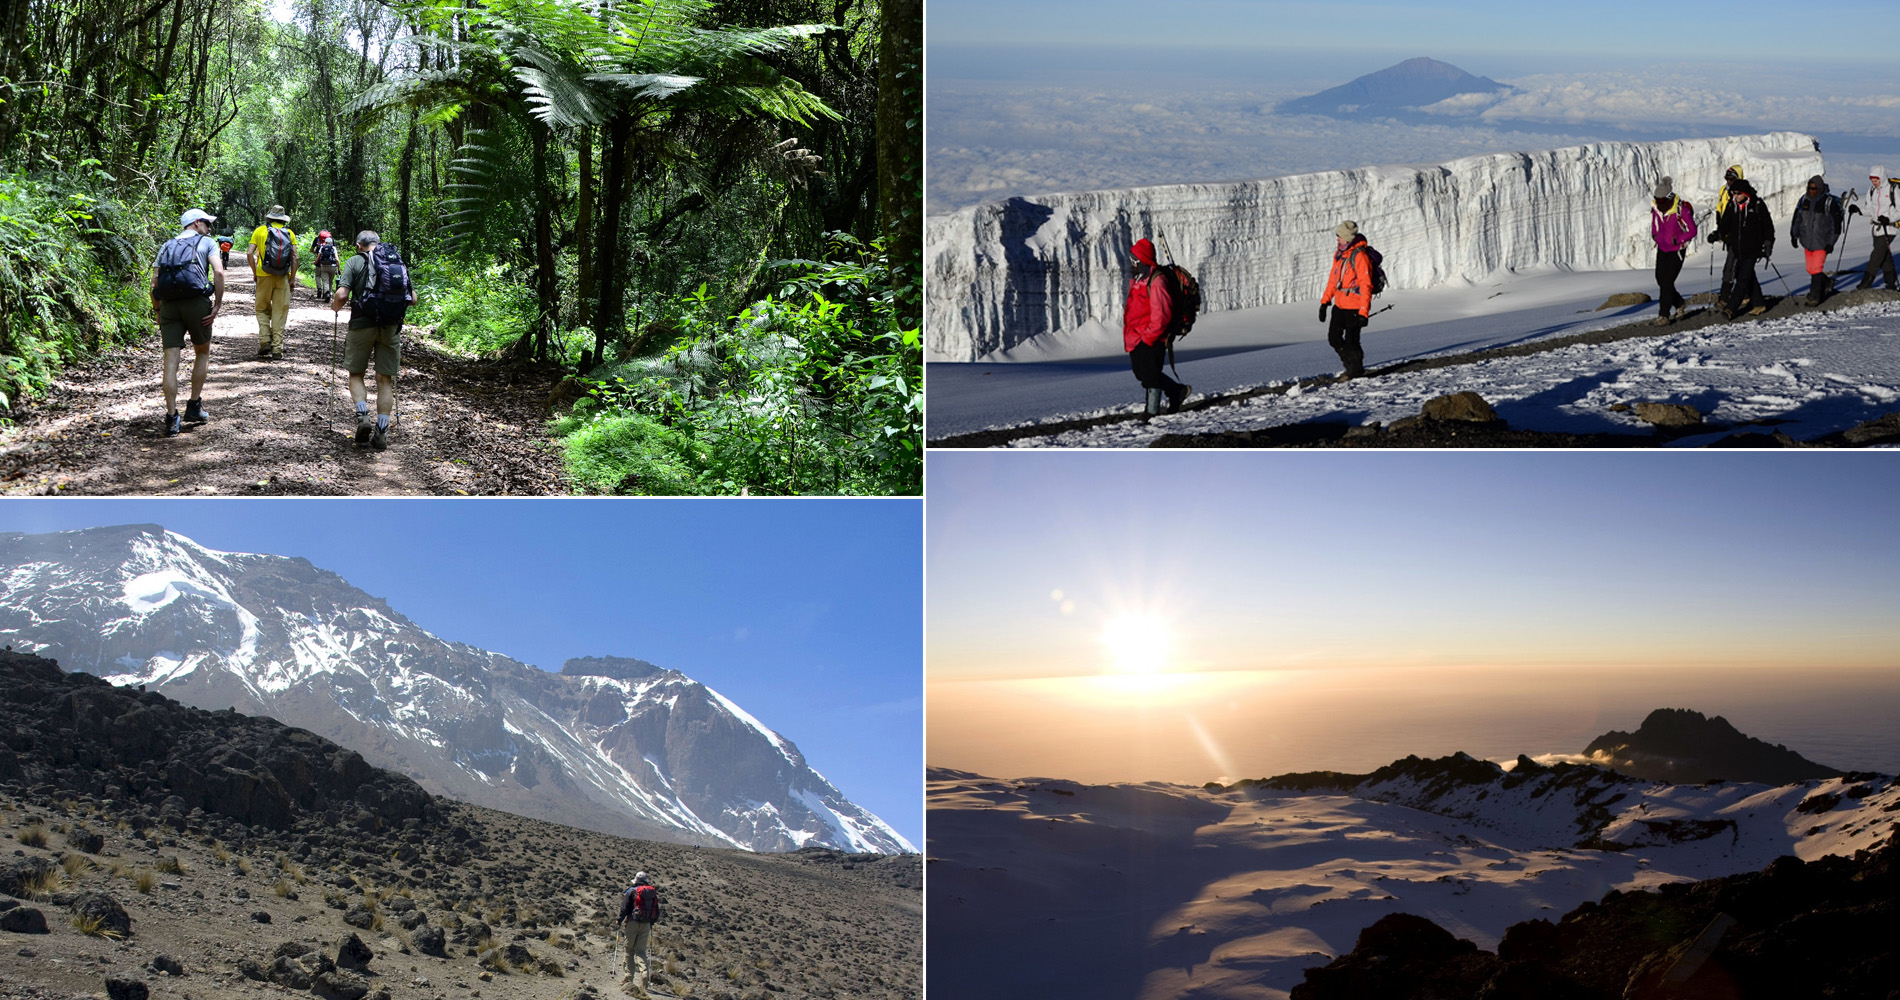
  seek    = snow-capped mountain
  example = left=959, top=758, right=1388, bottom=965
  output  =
left=926, top=132, right=1822, bottom=360
left=0, top=525, right=913, bottom=854
left=1278, top=57, right=1511, bottom=119
left=928, top=752, right=1899, bottom=999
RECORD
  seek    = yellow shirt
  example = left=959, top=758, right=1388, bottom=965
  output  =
left=249, top=223, right=299, bottom=277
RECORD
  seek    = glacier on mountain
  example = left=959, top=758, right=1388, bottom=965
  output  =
left=926, top=132, right=1824, bottom=361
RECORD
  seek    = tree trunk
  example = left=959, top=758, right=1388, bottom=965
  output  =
left=575, top=124, right=595, bottom=334
left=877, top=0, right=923, bottom=331
left=399, top=105, right=418, bottom=255
left=591, top=111, right=632, bottom=365
left=531, top=121, right=558, bottom=361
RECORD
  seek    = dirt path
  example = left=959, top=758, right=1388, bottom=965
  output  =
left=0, top=262, right=569, bottom=495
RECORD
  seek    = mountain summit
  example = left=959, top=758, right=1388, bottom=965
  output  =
left=1278, top=56, right=1510, bottom=118
left=1582, top=707, right=1840, bottom=784
left=0, top=525, right=913, bottom=854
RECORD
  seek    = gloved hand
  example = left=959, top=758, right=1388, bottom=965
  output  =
left=1848, top=204, right=1862, bottom=216
left=1318, top=303, right=1329, bottom=322
left=1708, top=232, right=1719, bottom=244
left=1880, top=216, right=1893, bottom=228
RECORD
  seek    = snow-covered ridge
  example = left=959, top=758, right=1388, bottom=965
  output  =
left=926, top=132, right=1823, bottom=361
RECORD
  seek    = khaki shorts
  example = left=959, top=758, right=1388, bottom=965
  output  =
left=344, top=323, right=402, bottom=377
left=158, top=296, right=214, bottom=348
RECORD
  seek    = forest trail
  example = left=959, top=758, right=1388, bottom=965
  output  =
left=0, top=262, right=569, bottom=495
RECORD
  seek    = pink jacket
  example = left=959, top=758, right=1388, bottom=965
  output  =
left=1651, top=197, right=1698, bottom=252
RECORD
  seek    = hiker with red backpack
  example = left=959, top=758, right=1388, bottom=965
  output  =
left=329, top=230, right=416, bottom=450
left=311, top=230, right=342, bottom=302
left=1123, top=237, right=1192, bottom=415
left=615, top=871, right=662, bottom=998
left=1319, top=221, right=1377, bottom=379
left=150, top=208, right=225, bottom=436
left=1649, top=177, right=1697, bottom=325
left=246, top=205, right=299, bottom=359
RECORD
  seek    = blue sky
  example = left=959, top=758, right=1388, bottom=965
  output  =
left=928, top=1, right=1893, bottom=63
left=0, top=500, right=922, bottom=849
left=930, top=452, right=1900, bottom=679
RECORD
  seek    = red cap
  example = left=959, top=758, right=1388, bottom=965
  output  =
left=319, top=230, right=332, bottom=239
left=1131, top=238, right=1157, bottom=266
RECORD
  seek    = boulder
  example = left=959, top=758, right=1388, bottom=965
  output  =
left=266, top=955, right=314, bottom=990
left=150, top=953, right=184, bottom=976
left=397, top=910, right=426, bottom=930
left=412, top=924, right=447, bottom=957
left=1419, top=392, right=1498, bottom=423
left=0, top=907, right=47, bottom=934
left=0, top=857, right=55, bottom=897
left=236, top=958, right=268, bottom=981
left=104, top=978, right=149, bottom=1000
left=1596, top=292, right=1653, bottom=310
left=314, top=969, right=372, bottom=1000
left=71, top=892, right=132, bottom=938
left=1842, top=411, right=1900, bottom=445
left=337, top=932, right=374, bottom=971
left=343, top=904, right=376, bottom=929
left=66, top=829, right=105, bottom=854
left=252, top=910, right=272, bottom=923
left=1632, top=401, right=1702, bottom=427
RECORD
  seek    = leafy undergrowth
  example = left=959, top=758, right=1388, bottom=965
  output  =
left=559, top=236, right=921, bottom=496
left=0, top=168, right=163, bottom=418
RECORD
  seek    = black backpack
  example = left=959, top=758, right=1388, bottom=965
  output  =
left=153, top=235, right=213, bottom=300
left=316, top=240, right=339, bottom=267
left=1351, top=243, right=1388, bottom=296
left=355, top=243, right=413, bottom=326
left=262, top=226, right=295, bottom=275
left=1151, top=264, right=1202, bottom=340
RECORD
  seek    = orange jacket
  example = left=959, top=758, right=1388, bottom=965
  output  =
left=1322, top=238, right=1374, bottom=316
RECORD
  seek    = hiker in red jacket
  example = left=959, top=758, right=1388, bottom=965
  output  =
left=1319, top=221, right=1374, bottom=378
left=1124, top=238, right=1190, bottom=415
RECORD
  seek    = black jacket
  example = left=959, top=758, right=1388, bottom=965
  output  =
left=1715, top=187, right=1776, bottom=259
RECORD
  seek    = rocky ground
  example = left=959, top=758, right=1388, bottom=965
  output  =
left=0, top=653, right=919, bottom=1000
left=0, top=265, right=568, bottom=495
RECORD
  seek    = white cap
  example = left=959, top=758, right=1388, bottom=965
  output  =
left=180, top=208, right=217, bottom=228
left=631, top=871, right=650, bottom=886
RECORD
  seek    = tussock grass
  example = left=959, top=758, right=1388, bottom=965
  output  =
left=60, top=853, right=91, bottom=877
left=72, top=913, right=124, bottom=939
left=134, top=870, right=156, bottom=894
left=272, top=879, right=297, bottom=898
left=155, top=855, right=187, bottom=875
left=16, top=824, right=48, bottom=848
left=211, top=844, right=232, bottom=864
left=22, top=867, right=68, bottom=897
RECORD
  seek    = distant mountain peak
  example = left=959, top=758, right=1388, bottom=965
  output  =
left=1278, top=56, right=1510, bottom=118
left=1583, top=706, right=1839, bottom=784
left=0, top=525, right=913, bottom=854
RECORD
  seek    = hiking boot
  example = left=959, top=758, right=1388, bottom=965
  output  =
left=355, top=412, right=374, bottom=445
left=269, top=349, right=284, bottom=361
left=1747, top=303, right=1769, bottom=316
left=164, top=411, right=181, bottom=437
left=182, top=399, right=209, bottom=424
left=1166, top=383, right=1191, bottom=414
left=1651, top=315, right=1671, bottom=326
left=371, top=423, right=388, bottom=450
left=256, top=345, right=270, bottom=358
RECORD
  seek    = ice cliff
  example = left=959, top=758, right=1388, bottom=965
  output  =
left=926, top=132, right=1823, bottom=361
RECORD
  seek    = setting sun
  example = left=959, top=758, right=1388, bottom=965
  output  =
left=1101, top=614, right=1171, bottom=675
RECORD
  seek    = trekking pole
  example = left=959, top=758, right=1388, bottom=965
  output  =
left=1367, top=303, right=1394, bottom=319
left=1831, top=191, right=1858, bottom=279
left=328, top=311, right=339, bottom=438
left=1767, top=259, right=1791, bottom=295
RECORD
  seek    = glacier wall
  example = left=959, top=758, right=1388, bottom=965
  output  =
left=926, top=132, right=1824, bottom=361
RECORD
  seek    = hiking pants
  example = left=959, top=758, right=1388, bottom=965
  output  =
left=1720, top=247, right=1740, bottom=299
left=623, top=922, right=652, bottom=988
left=1655, top=249, right=1686, bottom=316
left=1861, top=235, right=1897, bottom=290
left=1128, top=341, right=1182, bottom=395
left=254, top=273, right=291, bottom=352
left=1725, top=262, right=1764, bottom=314
left=315, top=265, right=338, bottom=300
left=1326, top=308, right=1367, bottom=376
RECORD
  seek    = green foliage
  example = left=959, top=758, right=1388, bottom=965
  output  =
left=410, top=260, right=593, bottom=363
left=0, top=170, right=159, bottom=415
left=552, top=411, right=707, bottom=496
left=557, top=235, right=920, bottom=496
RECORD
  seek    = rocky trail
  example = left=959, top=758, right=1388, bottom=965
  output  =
left=0, top=265, right=569, bottom=495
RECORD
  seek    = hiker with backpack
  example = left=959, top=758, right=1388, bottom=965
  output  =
left=149, top=208, right=225, bottom=436
left=615, top=872, right=662, bottom=998
left=1713, top=165, right=1746, bottom=299
left=1122, top=238, right=1191, bottom=415
left=1648, top=177, right=1697, bottom=325
left=328, top=230, right=415, bottom=450
left=311, top=231, right=342, bottom=302
left=1710, top=181, right=1776, bottom=318
left=1857, top=167, right=1899, bottom=291
left=1319, top=220, right=1378, bottom=379
left=1788, top=175, right=1844, bottom=305
left=246, top=205, right=299, bottom=359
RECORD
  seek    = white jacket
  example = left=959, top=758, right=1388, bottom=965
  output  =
left=1868, top=167, right=1900, bottom=238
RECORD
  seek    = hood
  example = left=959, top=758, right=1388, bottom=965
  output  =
left=1806, top=174, right=1830, bottom=197
left=1873, top=166, right=1887, bottom=187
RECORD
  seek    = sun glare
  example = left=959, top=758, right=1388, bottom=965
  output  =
left=1102, top=614, right=1170, bottom=676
